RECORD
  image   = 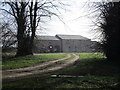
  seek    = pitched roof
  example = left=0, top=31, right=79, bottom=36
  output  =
left=36, top=36, right=59, bottom=40
left=56, top=34, right=90, bottom=40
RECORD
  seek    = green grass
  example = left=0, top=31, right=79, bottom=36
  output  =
left=2, top=53, right=67, bottom=69
left=3, top=74, right=119, bottom=88
left=3, top=53, right=120, bottom=89
left=53, top=53, right=119, bottom=76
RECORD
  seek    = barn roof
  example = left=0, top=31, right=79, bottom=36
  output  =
left=36, top=36, right=59, bottom=40
left=56, top=34, right=90, bottom=40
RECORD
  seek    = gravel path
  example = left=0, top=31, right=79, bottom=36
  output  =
left=2, top=54, right=79, bottom=82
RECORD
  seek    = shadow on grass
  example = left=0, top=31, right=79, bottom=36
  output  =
left=2, top=53, right=120, bottom=89
left=52, top=58, right=120, bottom=77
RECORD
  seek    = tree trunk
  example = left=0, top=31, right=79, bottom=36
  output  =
left=16, top=2, right=33, bottom=56
left=16, top=18, right=33, bottom=56
left=16, top=37, right=33, bottom=56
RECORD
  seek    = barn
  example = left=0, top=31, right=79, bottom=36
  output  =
left=34, top=34, right=97, bottom=53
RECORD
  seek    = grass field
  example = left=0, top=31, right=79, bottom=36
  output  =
left=2, top=53, right=67, bottom=69
left=3, top=53, right=120, bottom=89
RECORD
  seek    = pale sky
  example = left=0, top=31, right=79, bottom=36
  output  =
left=0, top=0, right=106, bottom=41
left=36, top=0, right=103, bottom=41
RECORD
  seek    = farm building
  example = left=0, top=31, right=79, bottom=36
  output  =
left=34, top=34, right=98, bottom=53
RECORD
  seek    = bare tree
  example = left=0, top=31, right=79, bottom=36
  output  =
left=1, top=21, right=17, bottom=52
left=1, top=0, right=64, bottom=56
left=91, top=1, right=120, bottom=63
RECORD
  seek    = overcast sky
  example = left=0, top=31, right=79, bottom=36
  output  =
left=1, top=0, right=112, bottom=41
left=36, top=0, right=103, bottom=41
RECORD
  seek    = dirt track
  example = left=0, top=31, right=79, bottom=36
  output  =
left=2, top=53, right=79, bottom=82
